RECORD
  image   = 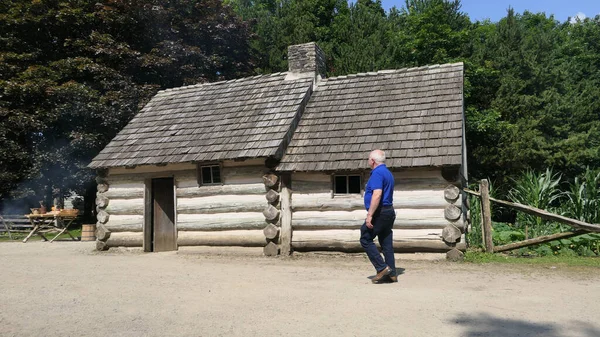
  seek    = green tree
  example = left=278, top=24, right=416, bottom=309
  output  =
left=0, top=0, right=253, bottom=212
left=388, top=0, right=471, bottom=67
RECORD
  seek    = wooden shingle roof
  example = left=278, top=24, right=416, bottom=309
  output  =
left=277, top=63, right=464, bottom=171
left=89, top=74, right=313, bottom=168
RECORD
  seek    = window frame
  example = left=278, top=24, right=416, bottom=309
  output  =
left=197, top=163, right=223, bottom=186
left=332, top=173, right=363, bottom=197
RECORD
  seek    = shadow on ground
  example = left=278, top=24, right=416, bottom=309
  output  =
left=454, top=313, right=600, bottom=337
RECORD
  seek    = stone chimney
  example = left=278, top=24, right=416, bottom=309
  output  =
left=285, top=42, right=327, bottom=82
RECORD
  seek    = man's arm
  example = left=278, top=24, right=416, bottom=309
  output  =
left=366, top=189, right=382, bottom=229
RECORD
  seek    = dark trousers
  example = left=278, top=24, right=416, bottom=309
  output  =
left=360, top=207, right=396, bottom=275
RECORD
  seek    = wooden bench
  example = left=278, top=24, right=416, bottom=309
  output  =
left=0, top=214, right=34, bottom=239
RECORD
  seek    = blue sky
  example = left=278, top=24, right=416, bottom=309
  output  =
left=380, top=0, right=600, bottom=22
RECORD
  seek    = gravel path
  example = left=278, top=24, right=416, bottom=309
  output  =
left=0, top=242, right=599, bottom=337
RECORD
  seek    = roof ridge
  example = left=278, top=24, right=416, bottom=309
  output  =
left=157, top=72, right=289, bottom=94
left=320, top=62, right=464, bottom=83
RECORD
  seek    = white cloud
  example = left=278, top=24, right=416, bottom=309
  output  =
left=569, top=12, right=587, bottom=24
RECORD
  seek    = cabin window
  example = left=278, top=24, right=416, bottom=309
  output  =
left=199, top=165, right=222, bottom=185
left=334, top=175, right=361, bottom=194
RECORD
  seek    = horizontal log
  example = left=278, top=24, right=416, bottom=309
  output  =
left=392, top=168, right=444, bottom=180
left=293, top=181, right=451, bottom=194
left=97, top=210, right=109, bottom=224
left=107, top=166, right=267, bottom=187
left=294, top=208, right=451, bottom=221
left=291, top=240, right=467, bottom=253
left=292, top=172, right=332, bottom=183
left=263, top=173, right=279, bottom=188
left=293, top=169, right=446, bottom=183
left=103, top=187, right=144, bottom=199
left=96, top=224, right=111, bottom=241
left=109, top=170, right=195, bottom=186
left=96, top=240, right=108, bottom=251
left=104, top=215, right=143, bottom=232
left=292, top=218, right=464, bottom=230
left=442, top=224, right=462, bottom=243
left=264, top=241, right=279, bottom=256
left=292, top=229, right=444, bottom=241
left=292, top=191, right=459, bottom=211
left=97, top=183, right=109, bottom=193
left=105, top=198, right=144, bottom=216
left=445, top=204, right=462, bottom=221
left=109, top=163, right=195, bottom=175
left=292, top=230, right=465, bottom=253
left=224, top=167, right=269, bottom=185
left=291, top=181, right=332, bottom=194
left=494, top=231, right=587, bottom=253
left=177, top=195, right=265, bottom=214
left=263, top=223, right=279, bottom=240
left=266, top=189, right=280, bottom=204
left=293, top=177, right=451, bottom=194
left=444, top=185, right=461, bottom=202
left=104, top=232, right=143, bottom=248
left=263, top=204, right=280, bottom=222
left=177, top=183, right=267, bottom=198
left=222, top=158, right=265, bottom=167
left=96, top=194, right=109, bottom=208
left=177, top=213, right=266, bottom=231
left=177, top=230, right=267, bottom=247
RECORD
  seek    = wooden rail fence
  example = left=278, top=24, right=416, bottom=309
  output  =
left=464, top=179, right=600, bottom=253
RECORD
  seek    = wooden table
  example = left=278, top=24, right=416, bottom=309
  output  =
left=22, top=214, right=78, bottom=243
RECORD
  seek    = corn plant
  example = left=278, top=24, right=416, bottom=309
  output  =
left=563, top=167, right=600, bottom=224
left=508, top=168, right=563, bottom=237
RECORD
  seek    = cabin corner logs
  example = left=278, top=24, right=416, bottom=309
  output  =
left=94, top=162, right=467, bottom=256
left=95, top=169, right=111, bottom=251
left=262, top=172, right=281, bottom=256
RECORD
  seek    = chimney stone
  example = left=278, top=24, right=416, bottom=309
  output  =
left=286, top=42, right=326, bottom=82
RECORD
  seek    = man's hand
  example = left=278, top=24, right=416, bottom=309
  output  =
left=366, top=214, right=373, bottom=229
left=366, top=189, right=382, bottom=230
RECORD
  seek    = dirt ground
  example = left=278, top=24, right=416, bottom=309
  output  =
left=0, top=242, right=599, bottom=337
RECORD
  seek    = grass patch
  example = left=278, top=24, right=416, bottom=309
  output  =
left=465, top=250, right=600, bottom=267
left=0, top=229, right=82, bottom=242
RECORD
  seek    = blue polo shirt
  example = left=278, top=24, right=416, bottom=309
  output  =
left=364, top=164, right=394, bottom=211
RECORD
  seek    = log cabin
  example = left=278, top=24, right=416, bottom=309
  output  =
left=89, top=42, right=467, bottom=256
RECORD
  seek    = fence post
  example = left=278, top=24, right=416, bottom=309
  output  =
left=480, top=179, right=494, bottom=253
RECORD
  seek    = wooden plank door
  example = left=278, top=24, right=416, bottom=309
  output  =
left=152, top=178, right=176, bottom=252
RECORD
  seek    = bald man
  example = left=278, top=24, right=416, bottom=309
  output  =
left=361, top=149, right=397, bottom=283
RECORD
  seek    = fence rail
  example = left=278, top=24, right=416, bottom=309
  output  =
left=464, top=179, right=600, bottom=253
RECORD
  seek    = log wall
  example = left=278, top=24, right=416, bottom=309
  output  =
left=96, top=162, right=466, bottom=254
left=290, top=168, right=466, bottom=252
left=96, top=160, right=270, bottom=250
